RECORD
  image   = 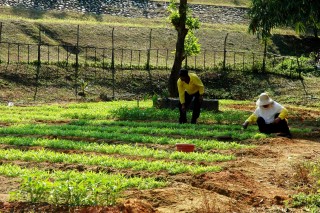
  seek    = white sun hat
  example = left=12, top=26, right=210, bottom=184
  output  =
left=256, top=93, right=273, bottom=106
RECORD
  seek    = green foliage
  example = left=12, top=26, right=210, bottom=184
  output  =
left=167, top=0, right=201, bottom=57
left=3, top=164, right=164, bottom=206
left=253, top=133, right=267, bottom=139
left=167, top=1, right=180, bottom=28
left=273, top=55, right=316, bottom=76
left=0, top=136, right=235, bottom=162
left=152, top=94, right=159, bottom=107
left=289, top=161, right=320, bottom=211
left=0, top=148, right=222, bottom=174
left=111, top=106, right=177, bottom=121
left=78, top=79, right=89, bottom=97
left=110, top=106, right=250, bottom=125
left=19, top=176, right=51, bottom=203
left=0, top=122, right=255, bottom=149
left=185, top=32, right=201, bottom=57
left=248, top=0, right=320, bottom=39
left=248, top=0, right=279, bottom=39
left=291, top=193, right=320, bottom=212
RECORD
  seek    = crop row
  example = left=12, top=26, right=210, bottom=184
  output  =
left=0, top=136, right=235, bottom=162
left=0, top=148, right=222, bottom=174
left=70, top=120, right=259, bottom=140
left=0, top=124, right=253, bottom=150
left=70, top=119, right=310, bottom=136
left=110, top=106, right=249, bottom=124
left=9, top=122, right=258, bottom=140
left=0, top=101, right=139, bottom=123
left=0, top=100, right=251, bottom=125
left=0, top=163, right=166, bottom=206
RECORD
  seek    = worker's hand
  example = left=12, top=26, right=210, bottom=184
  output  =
left=181, top=104, right=186, bottom=112
left=273, top=117, right=281, bottom=124
left=242, top=121, right=249, bottom=129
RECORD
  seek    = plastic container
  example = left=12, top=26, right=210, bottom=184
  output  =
left=175, top=143, right=195, bottom=152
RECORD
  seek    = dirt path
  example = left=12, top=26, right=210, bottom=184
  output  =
left=125, top=137, right=320, bottom=212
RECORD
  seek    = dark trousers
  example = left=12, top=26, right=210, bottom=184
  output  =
left=257, top=113, right=290, bottom=134
left=179, top=91, right=202, bottom=124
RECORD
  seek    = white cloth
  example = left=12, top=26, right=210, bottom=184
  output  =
left=253, top=101, right=284, bottom=124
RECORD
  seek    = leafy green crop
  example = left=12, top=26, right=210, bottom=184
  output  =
left=0, top=136, right=235, bottom=162
left=0, top=124, right=253, bottom=150
left=0, top=164, right=166, bottom=206
left=0, top=149, right=222, bottom=174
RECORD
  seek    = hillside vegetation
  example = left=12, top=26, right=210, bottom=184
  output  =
left=0, top=2, right=319, bottom=105
left=0, top=4, right=310, bottom=55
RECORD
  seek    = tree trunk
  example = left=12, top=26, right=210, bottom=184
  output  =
left=168, top=0, right=188, bottom=97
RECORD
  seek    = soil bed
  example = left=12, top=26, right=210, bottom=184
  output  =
left=1, top=135, right=320, bottom=212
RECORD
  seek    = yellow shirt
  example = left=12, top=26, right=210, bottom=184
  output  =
left=177, top=73, right=204, bottom=104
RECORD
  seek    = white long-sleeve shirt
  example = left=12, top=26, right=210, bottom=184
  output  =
left=246, top=101, right=288, bottom=124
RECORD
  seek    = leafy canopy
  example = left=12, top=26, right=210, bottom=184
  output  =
left=248, top=0, right=320, bottom=38
left=167, top=0, right=201, bottom=57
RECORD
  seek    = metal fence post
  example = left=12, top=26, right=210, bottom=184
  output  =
left=58, top=45, right=60, bottom=63
left=203, top=50, right=206, bottom=70
left=34, top=27, right=42, bottom=101
left=252, top=52, right=255, bottom=71
left=47, top=45, right=50, bottom=64
left=17, top=44, right=20, bottom=64
left=111, top=27, right=115, bottom=99
left=166, top=49, right=168, bottom=70
left=27, top=44, right=30, bottom=64
left=75, top=25, right=80, bottom=98
left=7, top=43, right=10, bottom=64
left=223, top=33, right=229, bottom=71
left=0, top=22, right=2, bottom=43
left=242, top=52, right=244, bottom=71
left=146, top=29, right=152, bottom=70
left=121, top=48, right=123, bottom=69
left=0, top=22, right=2, bottom=63
left=111, top=27, right=115, bottom=70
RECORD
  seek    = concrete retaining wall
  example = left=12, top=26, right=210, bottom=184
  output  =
left=156, top=97, right=219, bottom=111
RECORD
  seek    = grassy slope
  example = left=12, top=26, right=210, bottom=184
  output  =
left=0, top=6, right=299, bottom=53
left=0, top=5, right=319, bottom=106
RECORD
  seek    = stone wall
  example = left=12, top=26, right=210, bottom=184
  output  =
left=0, top=0, right=248, bottom=24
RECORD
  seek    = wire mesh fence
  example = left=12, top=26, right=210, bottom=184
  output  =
left=0, top=21, right=316, bottom=101
left=0, top=41, right=303, bottom=72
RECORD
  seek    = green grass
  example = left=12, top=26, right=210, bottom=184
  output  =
left=0, top=5, right=299, bottom=55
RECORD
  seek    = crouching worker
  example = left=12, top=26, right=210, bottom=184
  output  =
left=177, top=69, right=204, bottom=124
left=242, top=92, right=292, bottom=139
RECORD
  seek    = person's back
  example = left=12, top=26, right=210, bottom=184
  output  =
left=177, top=69, right=204, bottom=124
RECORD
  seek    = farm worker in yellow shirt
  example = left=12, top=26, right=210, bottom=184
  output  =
left=242, top=92, right=292, bottom=139
left=177, top=69, right=204, bottom=124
